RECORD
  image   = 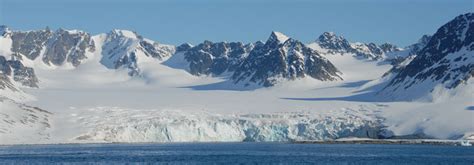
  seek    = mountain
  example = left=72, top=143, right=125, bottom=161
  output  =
left=382, top=35, right=432, bottom=70
left=180, top=41, right=253, bottom=76
left=232, top=31, right=342, bottom=87
left=0, top=56, right=38, bottom=88
left=1, top=13, right=474, bottom=144
left=379, top=13, right=473, bottom=100
left=380, top=43, right=403, bottom=53
left=7, top=26, right=53, bottom=61
left=42, top=29, right=95, bottom=66
left=316, top=32, right=353, bottom=54
left=175, top=43, right=193, bottom=52
left=6, top=27, right=95, bottom=67
left=100, top=30, right=175, bottom=76
left=170, top=32, right=343, bottom=87
left=309, top=32, right=402, bottom=60
left=1, top=27, right=176, bottom=76
left=406, top=35, right=432, bottom=56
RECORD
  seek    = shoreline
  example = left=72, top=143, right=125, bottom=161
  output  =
left=0, top=139, right=472, bottom=147
left=295, top=138, right=474, bottom=146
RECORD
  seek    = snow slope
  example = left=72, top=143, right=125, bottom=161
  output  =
left=0, top=98, right=52, bottom=144
left=0, top=13, right=473, bottom=144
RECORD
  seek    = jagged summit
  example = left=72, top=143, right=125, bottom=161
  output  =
left=232, top=33, right=342, bottom=87
left=316, top=32, right=353, bottom=54
left=42, top=28, right=95, bottom=66
left=100, top=29, right=175, bottom=76
left=180, top=40, right=250, bottom=76
left=318, top=32, right=339, bottom=42
left=176, top=43, right=193, bottom=52
left=268, top=31, right=290, bottom=44
left=109, top=29, right=140, bottom=39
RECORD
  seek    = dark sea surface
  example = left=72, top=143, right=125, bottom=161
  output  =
left=0, top=143, right=473, bottom=164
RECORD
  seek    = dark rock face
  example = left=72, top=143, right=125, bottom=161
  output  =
left=383, top=13, right=474, bottom=93
left=42, top=29, right=95, bottom=66
left=8, top=27, right=95, bottom=67
left=10, top=28, right=53, bottom=60
left=351, top=42, right=385, bottom=60
left=315, top=32, right=401, bottom=60
left=232, top=32, right=342, bottom=87
left=0, top=56, right=39, bottom=88
left=183, top=41, right=250, bottom=76
left=317, top=32, right=353, bottom=54
left=176, top=43, right=193, bottom=52
left=177, top=32, right=342, bottom=87
left=380, top=43, right=402, bottom=53
left=138, top=40, right=174, bottom=61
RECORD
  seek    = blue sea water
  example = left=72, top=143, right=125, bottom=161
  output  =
left=0, top=143, right=473, bottom=164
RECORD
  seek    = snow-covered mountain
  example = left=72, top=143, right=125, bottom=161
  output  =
left=167, top=32, right=342, bottom=87
left=232, top=31, right=342, bottom=87
left=42, top=29, right=95, bottom=67
left=379, top=13, right=473, bottom=101
left=2, top=26, right=52, bottom=61
left=383, top=35, right=432, bottom=65
left=406, top=35, right=432, bottom=56
left=175, top=40, right=252, bottom=76
left=0, top=12, right=473, bottom=144
left=100, top=30, right=175, bottom=76
left=3, top=27, right=96, bottom=67
left=309, top=32, right=402, bottom=61
left=315, top=32, right=353, bottom=54
left=0, top=56, right=38, bottom=88
left=0, top=27, right=175, bottom=76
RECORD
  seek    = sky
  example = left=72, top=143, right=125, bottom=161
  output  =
left=0, top=0, right=472, bottom=47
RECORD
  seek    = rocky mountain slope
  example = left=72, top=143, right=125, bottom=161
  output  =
left=180, top=41, right=252, bottom=76
left=0, top=56, right=39, bottom=88
left=308, top=32, right=402, bottom=60
left=100, top=30, right=175, bottom=76
left=232, top=32, right=342, bottom=87
left=0, top=13, right=472, bottom=144
left=379, top=13, right=473, bottom=101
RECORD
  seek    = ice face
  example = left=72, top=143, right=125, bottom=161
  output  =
left=73, top=106, right=385, bottom=143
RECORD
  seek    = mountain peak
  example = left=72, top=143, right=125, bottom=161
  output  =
left=317, top=31, right=345, bottom=43
left=316, top=31, right=352, bottom=53
left=321, top=31, right=336, bottom=37
left=110, top=29, right=139, bottom=39
left=268, top=31, right=290, bottom=44
left=176, top=43, right=193, bottom=52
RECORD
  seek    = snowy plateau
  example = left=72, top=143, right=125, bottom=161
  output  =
left=0, top=13, right=473, bottom=144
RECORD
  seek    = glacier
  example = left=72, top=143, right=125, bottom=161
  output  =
left=0, top=13, right=473, bottom=144
left=73, top=105, right=386, bottom=143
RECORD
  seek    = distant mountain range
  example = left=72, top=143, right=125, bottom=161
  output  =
left=0, top=12, right=472, bottom=144
left=0, top=12, right=472, bottom=101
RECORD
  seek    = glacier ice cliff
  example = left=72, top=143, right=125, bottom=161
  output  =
left=74, top=106, right=386, bottom=142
